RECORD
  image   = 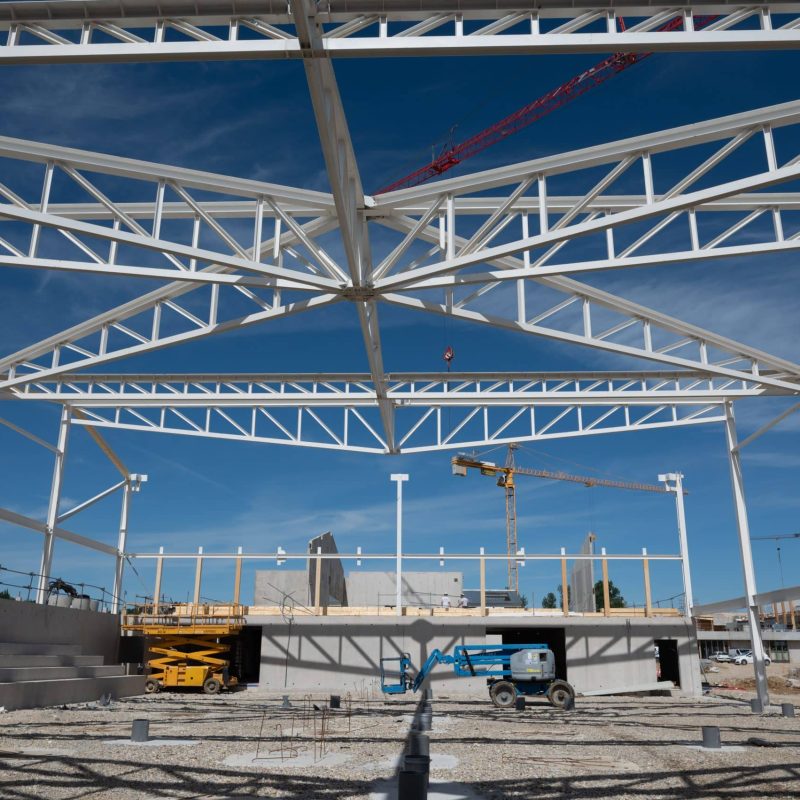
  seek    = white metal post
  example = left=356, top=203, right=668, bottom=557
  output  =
left=660, top=472, right=694, bottom=615
left=111, top=479, right=132, bottom=614
left=672, top=473, right=694, bottom=616
left=724, top=402, right=770, bottom=709
left=391, top=473, right=409, bottom=616
left=37, top=405, right=71, bottom=604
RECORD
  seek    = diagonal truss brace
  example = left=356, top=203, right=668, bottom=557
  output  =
left=291, top=0, right=395, bottom=450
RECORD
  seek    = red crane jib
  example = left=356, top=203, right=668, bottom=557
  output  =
left=376, top=16, right=716, bottom=194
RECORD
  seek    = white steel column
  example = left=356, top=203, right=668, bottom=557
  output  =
left=661, top=472, right=694, bottom=615
left=36, top=405, right=71, bottom=604
left=724, top=402, right=770, bottom=709
left=391, top=473, right=409, bottom=616
left=111, top=479, right=132, bottom=614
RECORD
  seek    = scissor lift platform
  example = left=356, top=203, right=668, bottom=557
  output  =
left=123, top=604, right=245, bottom=694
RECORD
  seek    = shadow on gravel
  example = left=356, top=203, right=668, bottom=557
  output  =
left=472, top=763, right=800, bottom=799
left=1, top=752, right=799, bottom=799
left=0, top=751, right=373, bottom=799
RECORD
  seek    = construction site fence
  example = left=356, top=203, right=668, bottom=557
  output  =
left=0, top=562, right=118, bottom=610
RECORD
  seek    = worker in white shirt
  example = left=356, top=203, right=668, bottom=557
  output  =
left=458, top=594, right=469, bottom=608
left=440, top=593, right=451, bottom=609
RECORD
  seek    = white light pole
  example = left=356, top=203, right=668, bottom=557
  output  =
left=391, top=473, right=409, bottom=617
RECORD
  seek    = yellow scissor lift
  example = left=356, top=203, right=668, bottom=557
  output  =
left=123, top=604, right=245, bottom=695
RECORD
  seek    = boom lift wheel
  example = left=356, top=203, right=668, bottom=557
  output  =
left=144, top=679, right=159, bottom=694
left=546, top=680, right=575, bottom=709
left=489, top=681, right=517, bottom=708
left=203, top=678, right=221, bottom=695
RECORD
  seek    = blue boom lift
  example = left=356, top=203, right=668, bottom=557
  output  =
left=380, top=644, right=575, bottom=708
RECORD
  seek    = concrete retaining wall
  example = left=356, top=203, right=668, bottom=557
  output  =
left=0, top=599, right=120, bottom=663
left=253, top=614, right=702, bottom=697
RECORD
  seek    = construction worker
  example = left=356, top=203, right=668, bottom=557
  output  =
left=458, top=593, right=469, bottom=608
left=440, top=592, right=451, bottom=609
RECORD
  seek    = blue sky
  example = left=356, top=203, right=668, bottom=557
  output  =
left=0, top=48, right=799, bottom=610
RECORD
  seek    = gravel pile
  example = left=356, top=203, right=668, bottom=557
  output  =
left=0, top=689, right=797, bottom=799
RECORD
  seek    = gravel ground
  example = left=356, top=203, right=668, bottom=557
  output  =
left=0, top=687, right=798, bottom=799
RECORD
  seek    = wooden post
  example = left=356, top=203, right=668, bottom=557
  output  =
left=314, top=546, right=322, bottom=615
left=479, top=547, right=486, bottom=616
left=560, top=547, right=569, bottom=617
left=193, top=546, right=203, bottom=608
left=153, top=546, right=164, bottom=611
left=642, top=547, right=652, bottom=618
left=601, top=547, right=610, bottom=617
left=233, top=545, right=243, bottom=607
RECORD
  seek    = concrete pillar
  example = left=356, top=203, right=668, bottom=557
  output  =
left=724, top=402, right=770, bottom=710
left=560, top=547, right=569, bottom=617
left=37, top=405, right=71, bottom=604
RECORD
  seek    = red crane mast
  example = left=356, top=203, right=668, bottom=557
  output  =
left=375, top=16, right=715, bottom=195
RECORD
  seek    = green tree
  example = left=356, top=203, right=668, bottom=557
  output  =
left=594, top=579, right=626, bottom=611
left=0, top=589, right=11, bottom=600
left=541, top=592, right=557, bottom=609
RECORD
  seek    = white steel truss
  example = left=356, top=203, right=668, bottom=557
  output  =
left=0, top=21, right=789, bottom=711
left=0, top=370, right=782, bottom=453
left=1, top=1, right=800, bottom=63
left=0, top=90, right=799, bottom=458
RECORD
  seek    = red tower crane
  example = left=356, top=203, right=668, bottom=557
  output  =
left=375, top=16, right=716, bottom=195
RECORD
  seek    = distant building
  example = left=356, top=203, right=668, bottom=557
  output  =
left=346, top=571, right=462, bottom=607
left=253, top=531, right=347, bottom=607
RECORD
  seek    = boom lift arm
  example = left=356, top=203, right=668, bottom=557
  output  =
left=380, top=643, right=575, bottom=708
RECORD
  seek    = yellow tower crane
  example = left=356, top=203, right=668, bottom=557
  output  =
left=451, top=444, right=669, bottom=593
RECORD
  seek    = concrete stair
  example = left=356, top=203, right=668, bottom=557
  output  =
left=0, top=653, right=104, bottom=667
left=0, top=665, right=126, bottom=682
left=0, top=640, right=144, bottom=711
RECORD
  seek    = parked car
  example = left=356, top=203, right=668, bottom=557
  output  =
left=733, top=650, right=771, bottom=666
left=712, top=652, right=732, bottom=662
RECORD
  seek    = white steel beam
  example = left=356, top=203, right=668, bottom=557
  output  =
left=1, top=8, right=800, bottom=64
left=693, top=583, right=800, bottom=615
left=112, top=480, right=132, bottom=613
left=0, top=414, right=58, bottom=452
left=377, top=211, right=800, bottom=394
left=291, top=0, right=395, bottom=450
left=723, top=402, right=771, bottom=710
left=734, top=402, right=800, bottom=450
left=36, top=404, right=70, bottom=603
left=57, top=479, right=126, bottom=523
left=0, top=505, right=119, bottom=557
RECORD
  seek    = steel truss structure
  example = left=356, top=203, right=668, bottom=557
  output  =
left=1, top=98, right=800, bottom=453
left=1, top=0, right=798, bottom=709
left=2, top=0, right=800, bottom=64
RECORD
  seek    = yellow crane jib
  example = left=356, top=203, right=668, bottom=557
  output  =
left=451, top=446, right=677, bottom=594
